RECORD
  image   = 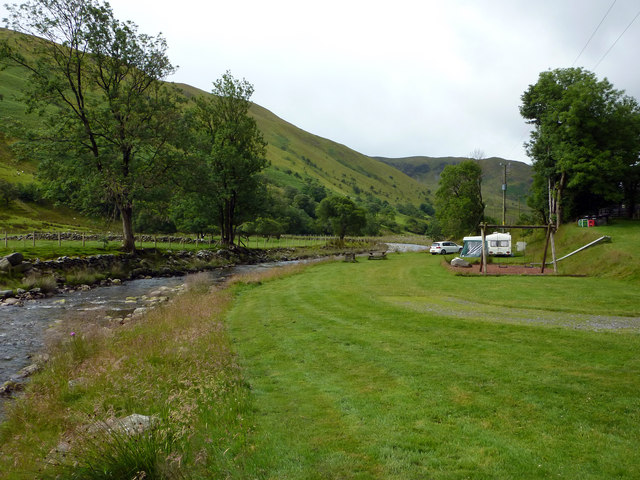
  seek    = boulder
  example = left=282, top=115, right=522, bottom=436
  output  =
left=0, top=290, right=13, bottom=299
left=5, top=252, right=24, bottom=266
left=16, top=363, right=42, bottom=379
left=0, top=257, right=11, bottom=272
left=451, top=257, right=472, bottom=268
left=2, top=297, right=21, bottom=306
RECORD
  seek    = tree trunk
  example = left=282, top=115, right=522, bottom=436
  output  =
left=120, top=203, right=136, bottom=253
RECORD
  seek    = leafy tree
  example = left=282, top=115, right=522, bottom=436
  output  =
left=316, top=195, right=367, bottom=242
left=301, top=178, right=327, bottom=203
left=187, top=71, right=267, bottom=246
left=434, top=160, right=484, bottom=238
left=520, top=67, right=640, bottom=225
left=0, top=179, right=18, bottom=205
left=292, top=193, right=317, bottom=218
left=254, top=217, right=285, bottom=239
left=1, top=0, right=184, bottom=252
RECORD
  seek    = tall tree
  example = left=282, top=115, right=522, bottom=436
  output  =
left=434, top=160, right=484, bottom=238
left=187, top=71, right=267, bottom=246
left=520, top=67, right=640, bottom=226
left=0, top=0, right=182, bottom=252
left=316, top=195, right=367, bottom=242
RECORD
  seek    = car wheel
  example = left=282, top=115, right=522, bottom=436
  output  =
left=440, top=249, right=447, bottom=255
left=459, top=247, right=463, bottom=253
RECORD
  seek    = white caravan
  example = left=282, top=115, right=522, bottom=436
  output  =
left=460, top=232, right=512, bottom=257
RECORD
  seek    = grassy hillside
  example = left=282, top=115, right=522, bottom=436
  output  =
left=378, top=155, right=533, bottom=223
left=174, top=83, right=427, bottom=204
left=0, top=26, right=428, bottom=231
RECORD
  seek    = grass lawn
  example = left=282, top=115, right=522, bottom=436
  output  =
left=228, top=252, right=640, bottom=479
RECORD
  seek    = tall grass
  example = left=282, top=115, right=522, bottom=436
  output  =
left=0, top=275, right=261, bottom=478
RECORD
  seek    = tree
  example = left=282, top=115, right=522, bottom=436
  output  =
left=316, top=195, right=367, bottom=242
left=520, top=67, right=640, bottom=226
left=434, top=160, right=484, bottom=238
left=0, top=179, right=19, bottom=205
left=0, top=0, right=183, bottom=252
left=187, top=71, right=267, bottom=246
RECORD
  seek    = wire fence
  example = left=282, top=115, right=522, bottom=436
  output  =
left=1, top=231, right=382, bottom=253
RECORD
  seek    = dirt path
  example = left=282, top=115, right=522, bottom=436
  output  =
left=387, top=294, right=640, bottom=332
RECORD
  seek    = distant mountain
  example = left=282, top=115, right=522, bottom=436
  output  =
left=376, top=156, right=533, bottom=223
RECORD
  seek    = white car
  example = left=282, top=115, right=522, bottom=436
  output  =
left=430, top=241, right=462, bottom=255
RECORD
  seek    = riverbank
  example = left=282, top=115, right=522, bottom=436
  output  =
left=0, top=241, right=384, bottom=306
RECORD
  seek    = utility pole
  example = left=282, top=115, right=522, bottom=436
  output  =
left=500, top=162, right=509, bottom=225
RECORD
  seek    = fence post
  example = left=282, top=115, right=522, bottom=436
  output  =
left=33, top=231, right=36, bottom=247
left=58, top=231, right=61, bottom=247
left=82, top=233, right=85, bottom=247
left=4, top=231, right=7, bottom=248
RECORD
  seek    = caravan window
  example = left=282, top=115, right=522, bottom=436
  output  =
left=490, top=240, right=509, bottom=247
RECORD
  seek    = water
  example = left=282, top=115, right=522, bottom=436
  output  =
left=0, top=276, right=191, bottom=387
left=0, top=259, right=313, bottom=390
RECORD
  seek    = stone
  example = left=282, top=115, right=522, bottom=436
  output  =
left=2, top=298, right=21, bottom=306
left=68, top=377, right=88, bottom=389
left=0, top=380, right=23, bottom=397
left=112, top=414, right=158, bottom=435
left=4, top=252, right=24, bottom=266
left=450, top=257, right=472, bottom=268
left=0, top=290, right=13, bottom=299
left=16, top=363, right=41, bottom=378
left=111, top=278, right=122, bottom=285
left=0, top=258, right=12, bottom=272
left=13, top=262, right=33, bottom=274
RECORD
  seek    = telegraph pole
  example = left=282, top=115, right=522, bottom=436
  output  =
left=500, top=162, right=509, bottom=225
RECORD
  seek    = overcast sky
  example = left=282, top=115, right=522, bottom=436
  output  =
left=3, top=1, right=640, bottom=164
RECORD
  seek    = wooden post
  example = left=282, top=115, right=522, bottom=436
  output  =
left=33, top=231, right=36, bottom=247
left=4, top=231, right=7, bottom=248
left=550, top=228, right=558, bottom=273
left=82, top=233, right=85, bottom=247
left=58, top=231, right=61, bottom=247
left=154, top=236, right=157, bottom=248
left=481, top=224, right=487, bottom=275
left=541, top=224, right=551, bottom=274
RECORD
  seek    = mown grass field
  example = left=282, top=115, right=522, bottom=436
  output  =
left=1, top=224, right=638, bottom=479
left=227, top=251, right=640, bottom=479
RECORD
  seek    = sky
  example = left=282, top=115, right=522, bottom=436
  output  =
left=3, top=1, right=640, bottom=164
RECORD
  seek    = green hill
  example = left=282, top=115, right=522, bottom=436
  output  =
left=174, top=82, right=427, bottom=205
left=0, top=27, right=429, bottom=231
left=376, top=155, right=533, bottom=223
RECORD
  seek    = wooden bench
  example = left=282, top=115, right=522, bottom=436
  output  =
left=343, top=252, right=357, bottom=262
